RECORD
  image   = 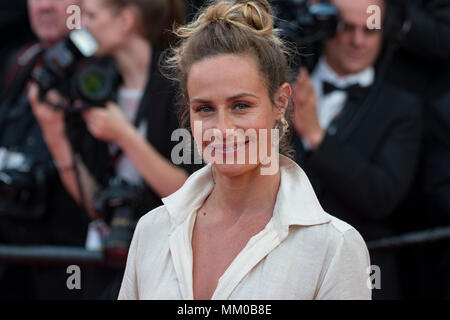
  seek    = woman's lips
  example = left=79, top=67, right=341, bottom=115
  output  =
left=208, top=140, right=250, bottom=154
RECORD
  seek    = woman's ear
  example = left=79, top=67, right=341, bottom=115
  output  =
left=274, top=82, right=292, bottom=120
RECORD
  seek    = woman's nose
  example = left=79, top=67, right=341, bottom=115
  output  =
left=212, top=110, right=239, bottom=144
left=215, top=110, right=235, bottom=133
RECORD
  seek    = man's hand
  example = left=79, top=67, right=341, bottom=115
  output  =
left=292, top=68, right=325, bottom=150
left=28, top=83, right=76, bottom=170
left=82, top=102, right=134, bottom=145
left=28, top=84, right=67, bottom=144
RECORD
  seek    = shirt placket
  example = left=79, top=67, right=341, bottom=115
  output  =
left=211, top=221, right=287, bottom=300
left=168, top=211, right=197, bottom=300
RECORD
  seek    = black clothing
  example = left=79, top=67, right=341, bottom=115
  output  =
left=0, top=1, right=35, bottom=94
left=293, top=80, right=422, bottom=299
left=0, top=43, right=90, bottom=246
left=0, top=43, right=89, bottom=299
left=294, top=82, right=422, bottom=241
left=383, top=0, right=450, bottom=299
left=384, top=0, right=450, bottom=94
left=397, top=67, right=450, bottom=299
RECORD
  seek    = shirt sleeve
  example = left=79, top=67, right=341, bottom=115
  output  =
left=118, top=218, right=142, bottom=300
left=315, top=228, right=372, bottom=300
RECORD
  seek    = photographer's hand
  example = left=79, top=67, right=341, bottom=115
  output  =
left=82, top=102, right=134, bottom=144
left=29, top=84, right=101, bottom=220
left=292, top=68, right=325, bottom=150
left=84, top=101, right=188, bottom=197
left=28, top=84, right=67, bottom=141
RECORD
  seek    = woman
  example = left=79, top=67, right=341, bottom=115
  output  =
left=29, top=0, right=188, bottom=220
left=118, top=0, right=371, bottom=300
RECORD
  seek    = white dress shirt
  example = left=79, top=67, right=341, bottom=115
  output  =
left=302, top=57, right=375, bottom=150
left=118, top=156, right=372, bottom=300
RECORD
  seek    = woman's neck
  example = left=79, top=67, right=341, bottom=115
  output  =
left=209, top=165, right=281, bottom=224
left=113, top=37, right=152, bottom=90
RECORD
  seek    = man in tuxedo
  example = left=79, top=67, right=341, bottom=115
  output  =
left=292, top=0, right=422, bottom=299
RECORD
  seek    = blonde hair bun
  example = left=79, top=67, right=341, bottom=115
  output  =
left=199, top=0, right=274, bottom=36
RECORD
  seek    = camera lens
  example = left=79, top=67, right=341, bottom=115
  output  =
left=76, top=65, right=111, bottom=104
left=80, top=71, right=104, bottom=96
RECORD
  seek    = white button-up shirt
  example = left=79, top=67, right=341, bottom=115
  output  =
left=118, top=156, right=372, bottom=300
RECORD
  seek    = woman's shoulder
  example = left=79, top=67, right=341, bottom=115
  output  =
left=290, top=213, right=371, bottom=299
left=138, top=205, right=170, bottom=227
left=130, top=206, right=172, bottom=260
left=293, top=211, right=369, bottom=262
left=134, top=205, right=172, bottom=242
left=316, top=213, right=370, bottom=273
left=327, top=214, right=364, bottom=240
left=320, top=213, right=368, bottom=250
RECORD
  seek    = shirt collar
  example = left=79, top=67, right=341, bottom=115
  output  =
left=314, top=56, right=375, bottom=89
left=162, top=156, right=331, bottom=234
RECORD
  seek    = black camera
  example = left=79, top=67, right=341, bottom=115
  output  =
left=273, top=0, right=338, bottom=46
left=32, top=29, right=118, bottom=112
left=272, top=0, right=338, bottom=70
left=94, top=178, right=145, bottom=261
left=0, top=152, right=49, bottom=221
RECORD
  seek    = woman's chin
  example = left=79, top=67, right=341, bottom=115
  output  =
left=212, top=162, right=259, bottom=178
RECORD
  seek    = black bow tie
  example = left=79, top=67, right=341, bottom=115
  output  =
left=322, top=81, right=370, bottom=100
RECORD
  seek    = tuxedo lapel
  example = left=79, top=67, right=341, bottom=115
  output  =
left=331, top=96, right=361, bottom=139
left=331, top=86, right=375, bottom=142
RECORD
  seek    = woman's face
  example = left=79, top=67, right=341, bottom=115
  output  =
left=81, top=0, right=127, bottom=56
left=188, top=54, right=290, bottom=178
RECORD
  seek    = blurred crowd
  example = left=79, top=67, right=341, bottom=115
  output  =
left=0, top=0, right=449, bottom=300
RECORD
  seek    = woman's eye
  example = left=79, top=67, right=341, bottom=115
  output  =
left=196, top=105, right=214, bottom=113
left=233, top=103, right=249, bottom=111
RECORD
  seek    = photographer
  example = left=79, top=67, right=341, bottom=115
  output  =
left=31, top=0, right=188, bottom=217
left=291, top=0, right=422, bottom=299
left=0, top=0, right=90, bottom=299
left=28, top=0, right=189, bottom=298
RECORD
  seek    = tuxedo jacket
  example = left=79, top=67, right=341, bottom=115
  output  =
left=293, top=82, right=423, bottom=241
